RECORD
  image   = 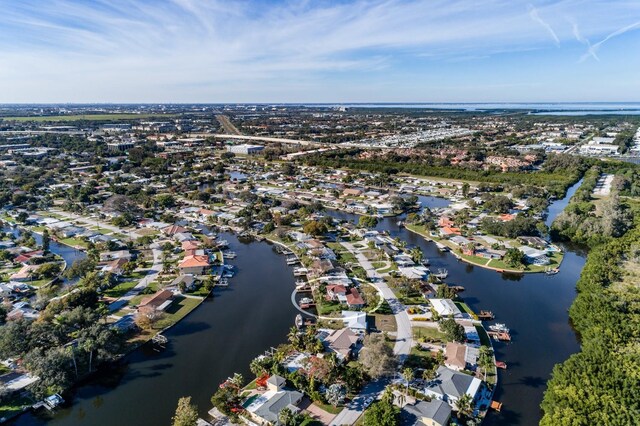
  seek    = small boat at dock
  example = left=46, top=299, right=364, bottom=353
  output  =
left=293, top=267, right=308, bottom=277
left=223, top=251, right=237, bottom=259
left=397, top=220, right=404, bottom=227
left=295, top=279, right=307, bottom=287
left=421, top=258, right=430, bottom=266
left=299, top=297, right=316, bottom=309
left=450, top=285, right=465, bottom=292
left=545, top=267, right=559, bottom=275
left=489, top=323, right=509, bottom=333
left=218, top=277, right=229, bottom=286
left=435, top=242, right=449, bottom=252
left=491, top=401, right=503, bottom=412
left=295, top=314, right=304, bottom=329
left=286, top=257, right=299, bottom=265
left=432, top=268, right=448, bottom=280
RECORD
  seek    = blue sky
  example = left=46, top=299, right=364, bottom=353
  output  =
left=0, top=0, right=639, bottom=103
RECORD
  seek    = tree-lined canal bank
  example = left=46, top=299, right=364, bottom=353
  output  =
left=15, top=232, right=298, bottom=425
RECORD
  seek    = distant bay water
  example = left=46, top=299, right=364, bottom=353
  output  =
left=309, top=102, right=640, bottom=115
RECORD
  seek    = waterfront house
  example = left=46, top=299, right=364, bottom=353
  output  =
left=429, top=299, right=463, bottom=319
left=519, top=246, right=550, bottom=266
left=244, top=375, right=303, bottom=426
left=475, top=248, right=505, bottom=259
left=444, top=342, right=479, bottom=372
left=439, top=226, right=460, bottom=237
left=171, top=274, right=197, bottom=292
left=444, top=342, right=467, bottom=371
left=423, top=366, right=482, bottom=408
left=282, top=353, right=309, bottom=373
left=401, top=399, right=452, bottom=426
left=178, top=255, right=210, bottom=275
left=138, top=289, right=174, bottom=316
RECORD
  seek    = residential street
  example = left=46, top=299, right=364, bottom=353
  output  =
left=108, top=248, right=163, bottom=312
left=331, top=242, right=414, bottom=425
left=49, top=209, right=143, bottom=238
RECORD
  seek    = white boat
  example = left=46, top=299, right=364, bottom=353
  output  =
left=218, top=277, right=229, bottom=286
left=435, top=242, right=449, bottom=252
left=293, top=267, right=308, bottom=277
left=489, top=323, right=510, bottom=333
left=433, top=268, right=448, bottom=279
left=295, top=279, right=307, bottom=287
left=299, top=297, right=314, bottom=305
left=295, top=314, right=304, bottom=329
left=286, top=257, right=299, bottom=265
left=223, top=251, right=237, bottom=259
left=545, top=267, right=559, bottom=275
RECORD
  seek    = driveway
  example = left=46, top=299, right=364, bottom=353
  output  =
left=108, top=248, right=163, bottom=312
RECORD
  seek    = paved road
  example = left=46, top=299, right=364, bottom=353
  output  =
left=108, top=248, right=163, bottom=312
left=215, top=114, right=242, bottom=135
left=329, top=378, right=388, bottom=426
left=49, top=209, right=142, bottom=238
left=340, top=242, right=413, bottom=359
left=330, top=243, right=414, bottom=425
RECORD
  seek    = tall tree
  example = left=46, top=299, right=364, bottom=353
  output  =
left=172, top=396, right=199, bottom=426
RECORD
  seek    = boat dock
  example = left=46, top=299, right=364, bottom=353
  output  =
left=488, top=331, right=512, bottom=341
left=478, top=310, right=495, bottom=320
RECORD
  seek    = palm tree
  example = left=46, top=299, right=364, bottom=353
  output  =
left=456, top=393, right=474, bottom=419
left=400, top=367, right=414, bottom=408
left=409, top=247, right=423, bottom=264
left=287, top=326, right=299, bottom=346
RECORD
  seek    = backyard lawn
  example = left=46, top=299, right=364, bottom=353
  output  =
left=412, top=326, right=447, bottom=343
left=154, top=296, right=203, bottom=329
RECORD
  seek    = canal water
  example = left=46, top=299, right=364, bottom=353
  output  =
left=1, top=226, right=86, bottom=269
left=13, top=180, right=584, bottom=426
left=17, top=232, right=299, bottom=425
left=327, top=180, right=585, bottom=426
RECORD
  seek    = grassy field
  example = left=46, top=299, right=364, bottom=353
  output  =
left=412, top=326, right=447, bottom=343
left=103, top=279, right=139, bottom=299
left=1, top=113, right=177, bottom=122
left=59, top=237, right=89, bottom=249
left=155, top=296, right=203, bottom=329
left=476, top=325, right=492, bottom=347
left=454, top=301, right=477, bottom=318
left=0, top=395, right=34, bottom=420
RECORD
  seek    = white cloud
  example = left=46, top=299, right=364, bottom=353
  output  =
left=528, top=4, right=560, bottom=46
left=0, top=0, right=639, bottom=101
